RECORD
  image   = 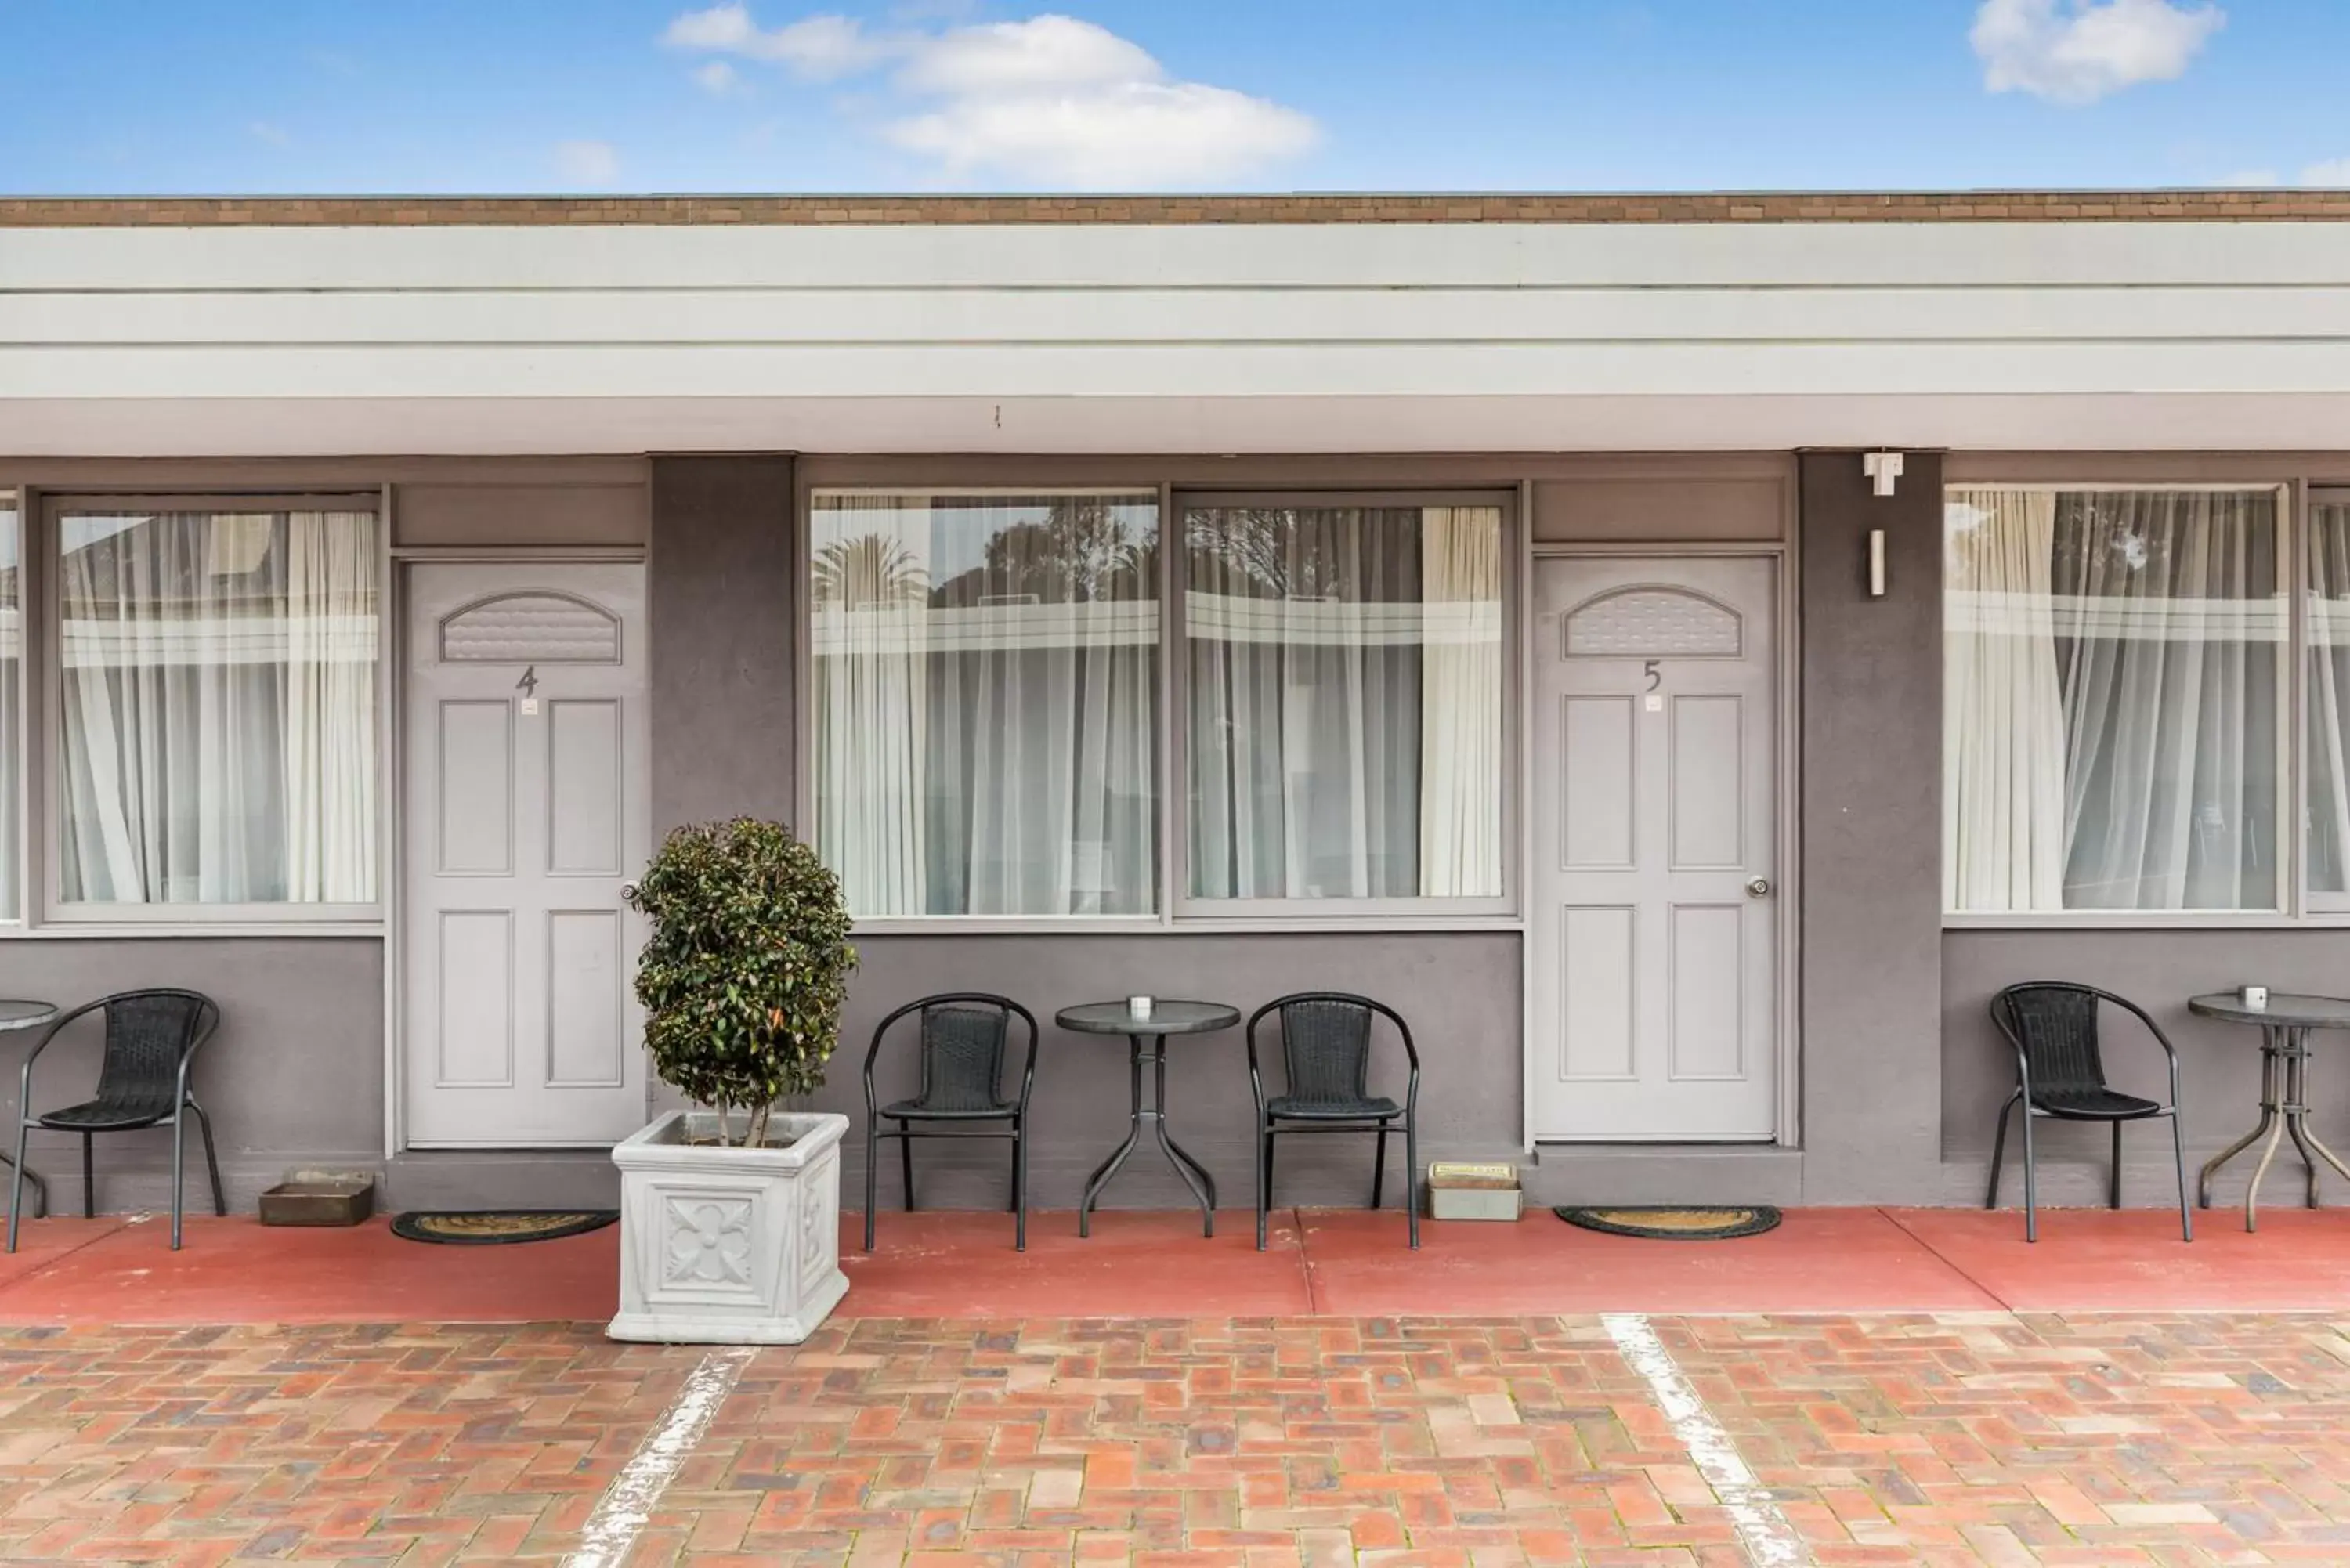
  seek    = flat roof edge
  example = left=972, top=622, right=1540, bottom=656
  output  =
left=11, top=190, right=2350, bottom=226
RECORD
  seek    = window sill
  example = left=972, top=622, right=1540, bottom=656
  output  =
left=1943, top=912, right=2317, bottom=932
left=2, top=922, right=386, bottom=940
left=848, top=915, right=1526, bottom=937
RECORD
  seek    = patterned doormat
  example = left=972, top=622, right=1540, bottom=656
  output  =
left=1554, top=1205, right=1782, bottom=1241
left=389, top=1210, right=618, bottom=1245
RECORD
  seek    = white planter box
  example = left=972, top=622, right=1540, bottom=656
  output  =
left=608, top=1108, right=850, bottom=1346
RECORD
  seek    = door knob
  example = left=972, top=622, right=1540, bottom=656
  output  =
left=1745, top=877, right=1772, bottom=898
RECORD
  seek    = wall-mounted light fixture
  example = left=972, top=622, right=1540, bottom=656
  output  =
left=1867, top=529, right=1888, bottom=598
left=1862, top=450, right=1904, bottom=497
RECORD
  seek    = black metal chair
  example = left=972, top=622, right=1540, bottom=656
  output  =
left=862, top=993, right=1039, bottom=1252
left=1247, top=992, right=1421, bottom=1251
left=1987, top=981, right=2190, bottom=1244
left=7, top=990, right=225, bottom=1252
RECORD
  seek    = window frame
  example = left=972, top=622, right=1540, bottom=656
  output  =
left=794, top=479, right=1523, bottom=932
left=35, top=491, right=389, bottom=930
left=1940, top=479, right=2301, bottom=929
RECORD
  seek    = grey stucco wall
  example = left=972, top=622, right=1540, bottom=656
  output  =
left=0, top=939, right=383, bottom=1212
left=1944, top=930, right=2350, bottom=1204
left=649, top=454, right=797, bottom=833
left=1798, top=451, right=1947, bottom=1203
left=826, top=933, right=1523, bottom=1212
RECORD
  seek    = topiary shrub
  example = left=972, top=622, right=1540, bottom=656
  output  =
left=627, top=818, right=857, bottom=1148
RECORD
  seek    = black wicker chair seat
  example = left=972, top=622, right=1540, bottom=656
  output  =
left=2032, top=1086, right=2162, bottom=1121
left=1266, top=1093, right=1401, bottom=1119
left=879, top=1096, right=1018, bottom=1120
left=36, top=1098, right=177, bottom=1132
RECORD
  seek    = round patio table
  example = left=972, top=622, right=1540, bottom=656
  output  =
left=0, top=1000, right=58, bottom=1220
left=2188, top=992, right=2350, bottom=1231
left=1058, top=999, right=1238, bottom=1239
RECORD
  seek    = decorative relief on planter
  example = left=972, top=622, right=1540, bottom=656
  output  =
left=798, top=1172, right=830, bottom=1274
left=663, top=1195, right=754, bottom=1288
left=1564, top=587, right=1741, bottom=659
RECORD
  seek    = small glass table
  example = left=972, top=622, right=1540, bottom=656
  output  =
left=0, top=1001, right=58, bottom=1218
left=1057, top=999, right=1238, bottom=1238
left=2188, top=992, right=2350, bottom=1231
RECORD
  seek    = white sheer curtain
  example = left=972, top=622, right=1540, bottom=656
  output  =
left=60, top=508, right=379, bottom=905
left=2310, top=502, right=2350, bottom=892
left=811, top=493, right=1159, bottom=917
left=1188, top=504, right=1502, bottom=902
left=1944, top=490, right=2066, bottom=911
left=1419, top=506, right=1504, bottom=897
left=812, top=498, right=930, bottom=917
left=1943, top=488, right=2277, bottom=912
left=2058, top=491, right=2273, bottom=909
left=284, top=512, right=379, bottom=902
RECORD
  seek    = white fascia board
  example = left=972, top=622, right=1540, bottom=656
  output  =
left=16, top=341, right=2350, bottom=402
left=16, top=391, right=2350, bottom=458
left=16, top=220, right=2350, bottom=290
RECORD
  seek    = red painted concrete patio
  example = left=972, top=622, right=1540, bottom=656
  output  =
left=2, top=1204, right=2348, bottom=1324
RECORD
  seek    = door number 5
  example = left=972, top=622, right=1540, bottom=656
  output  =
left=1643, top=659, right=1664, bottom=711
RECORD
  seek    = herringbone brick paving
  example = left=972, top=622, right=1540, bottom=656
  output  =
left=0, top=1313, right=2345, bottom=1566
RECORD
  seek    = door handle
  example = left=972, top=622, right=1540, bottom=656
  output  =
left=1746, top=877, right=1772, bottom=898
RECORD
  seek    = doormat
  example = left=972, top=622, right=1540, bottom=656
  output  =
left=390, top=1210, right=618, bottom=1245
left=1554, top=1205, right=1781, bottom=1241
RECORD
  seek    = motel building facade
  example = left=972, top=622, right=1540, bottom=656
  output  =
left=2, top=189, right=2348, bottom=1219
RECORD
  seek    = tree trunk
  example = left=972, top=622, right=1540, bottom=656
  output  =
left=747, top=1102, right=773, bottom=1150
left=711, top=1102, right=732, bottom=1147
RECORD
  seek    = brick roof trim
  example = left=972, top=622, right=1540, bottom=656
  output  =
left=9, top=190, right=2350, bottom=226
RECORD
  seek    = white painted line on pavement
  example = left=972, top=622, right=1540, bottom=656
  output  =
left=1603, top=1312, right=1811, bottom=1568
left=565, top=1345, right=755, bottom=1568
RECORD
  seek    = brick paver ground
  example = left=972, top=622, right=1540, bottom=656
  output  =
left=1, top=1313, right=2347, bottom=1566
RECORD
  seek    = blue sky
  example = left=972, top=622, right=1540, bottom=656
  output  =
left=4, top=1, right=2346, bottom=194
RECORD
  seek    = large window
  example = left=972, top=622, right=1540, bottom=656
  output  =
left=810, top=491, right=1159, bottom=917
left=55, top=505, right=380, bottom=911
left=1944, top=487, right=2283, bottom=915
left=808, top=488, right=1510, bottom=923
left=1184, top=502, right=1505, bottom=907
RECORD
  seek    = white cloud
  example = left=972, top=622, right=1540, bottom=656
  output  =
left=2301, top=158, right=2350, bottom=186
left=894, top=15, right=1158, bottom=95
left=1972, top=0, right=2222, bottom=104
left=693, top=60, right=746, bottom=95
left=887, top=79, right=1316, bottom=185
left=248, top=121, right=291, bottom=147
left=664, top=5, right=893, bottom=79
left=662, top=7, right=1318, bottom=186
left=554, top=139, right=621, bottom=185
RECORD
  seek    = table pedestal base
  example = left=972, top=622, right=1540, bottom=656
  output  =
left=1079, top=1032, right=1217, bottom=1238
left=2198, top=1024, right=2350, bottom=1231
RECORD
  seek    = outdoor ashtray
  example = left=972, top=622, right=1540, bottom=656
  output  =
left=1426, top=1161, right=1523, bottom=1221
left=258, top=1169, right=377, bottom=1227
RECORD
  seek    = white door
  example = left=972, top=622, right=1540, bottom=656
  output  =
left=1531, top=556, right=1780, bottom=1141
left=403, top=562, right=650, bottom=1147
